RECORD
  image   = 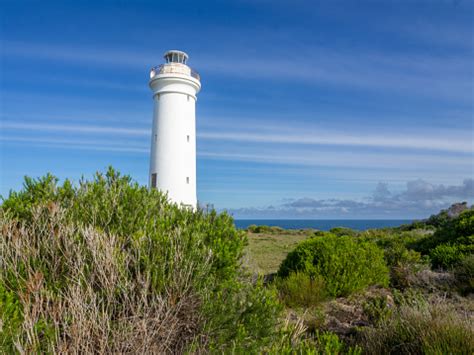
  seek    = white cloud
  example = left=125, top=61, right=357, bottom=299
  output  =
left=226, top=179, right=474, bottom=219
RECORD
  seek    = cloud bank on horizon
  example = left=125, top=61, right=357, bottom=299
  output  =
left=1, top=0, right=473, bottom=218
left=225, top=179, right=474, bottom=219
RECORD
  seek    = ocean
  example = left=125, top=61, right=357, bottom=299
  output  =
left=234, top=219, right=413, bottom=231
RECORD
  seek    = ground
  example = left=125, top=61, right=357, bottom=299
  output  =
left=244, top=229, right=313, bottom=274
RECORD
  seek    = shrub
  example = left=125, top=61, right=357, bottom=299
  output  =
left=201, top=279, right=283, bottom=353
left=275, top=272, right=327, bottom=308
left=329, top=227, right=358, bottom=237
left=247, top=225, right=285, bottom=234
left=360, top=228, right=429, bottom=253
left=277, top=233, right=389, bottom=297
left=397, top=220, right=431, bottom=231
left=383, top=240, right=423, bottom=269
left=363, top=295, right=393, bottom=325
left=454, top=207, right=474, bottom=237
left=414, top=208, right=474, bottom=255
left=380, top=241, right=428, bottom=289
left=357, top=296, right=474, bottom=354
left=425, top=209, right=453, bottom=229
left=268, top=317, right=362, bottom=355
left=0, top=168, right=281, bottom=353
left=312, top=331, right=362, bottom=355
left=429, top=243, right=471, bottom=269
left=453, top=254, right=474, bottom=295
left=247, top=224, right=259, bottom=232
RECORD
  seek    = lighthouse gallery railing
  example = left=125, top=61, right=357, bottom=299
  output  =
left=150, top=64, right=200, bottom=81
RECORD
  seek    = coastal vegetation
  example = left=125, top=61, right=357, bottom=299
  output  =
left=1, top=169, right=473, bottom=353
left=247, top=204, right=474, bottom=354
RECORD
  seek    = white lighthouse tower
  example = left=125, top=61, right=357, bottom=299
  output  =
left=148, top=50, right=201, bottom=208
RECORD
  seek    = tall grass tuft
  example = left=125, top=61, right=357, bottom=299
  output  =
left=358, top=295, right=474, bottom=354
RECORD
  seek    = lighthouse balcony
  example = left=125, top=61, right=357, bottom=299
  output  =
left=150, top=63, right=200, bottom=81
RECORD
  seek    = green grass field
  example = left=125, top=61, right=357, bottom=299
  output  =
left=244, top=230, right=314, bottom=274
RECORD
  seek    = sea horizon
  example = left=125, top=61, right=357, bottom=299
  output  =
left=234, top=219, right=413, bottom=231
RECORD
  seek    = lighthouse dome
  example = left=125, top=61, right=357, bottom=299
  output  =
left=163, top=50, right=189, bottom=64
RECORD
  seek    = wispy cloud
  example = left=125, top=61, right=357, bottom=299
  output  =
left=4, top=121, right=472, bottom=154
left=3, top=38, right=472, bottom=102
left=397, top=21, right=473, bottom=50
left=200, top=129, right=473, bottom=153
left=2, top=120, right=472, bottom=180
left=199, top=150, right=472, bottom=170
left=0, top=136, right=148, bottom=154
left=3, top=131, right=471, bottom=172
left=2, top=122, right=148, bottom=136
left=2, top=41, right=152, bottom=68
left=196, top=46, right=472, bottom=102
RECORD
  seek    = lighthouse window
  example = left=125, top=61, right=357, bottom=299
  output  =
left=186, top=177, right=190, bottom=184
left=151, top=173, right=157, bottom=188
left=187, top=135, right=190, bottom=142
left=154, top=134, right=157, bottom=142
left=187, top=95, right=190, bottom=101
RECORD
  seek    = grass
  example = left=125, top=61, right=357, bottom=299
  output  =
left=244, top=230, right=314, bottom=274
left=358, top=297, right=474, bottom=354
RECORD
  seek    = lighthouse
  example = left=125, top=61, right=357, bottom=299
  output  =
left=148, top=50, right=201, bottom=208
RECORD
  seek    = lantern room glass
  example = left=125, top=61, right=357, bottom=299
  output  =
left=164, top=51, right=187, bottom=64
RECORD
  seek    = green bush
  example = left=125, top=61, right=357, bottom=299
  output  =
left=454, top=208, right=474, bottom=236
left=329, top=227, right=358, bottom=237
left=0, top=168, right=282, bottom=353
left=429, top=243, right=472, bottom=269
left=380, top=240, right=427, bottom=289
left=247, top=224, right=259, bottom=232
left=247, top=225, right=285, bottom=234
left=360, top=228, right=429, bottom=253
left=383, top=240, right=423, bottom=269
left=363, top=295, right=393, bottom=325
left=202, top=279, right=283, bottom=353
left=275, top=272, right=327, bottom=308
left=312, top=331, right=361, bottom=355
left=268, top=324, right=362, bottom=355
left=277, top=233, right=389, bottom=297
left=414, top=208, right=474, bottom=255
left=453, top=254, right=474, bottom=295
left=397, top=220, right=433, bottom=231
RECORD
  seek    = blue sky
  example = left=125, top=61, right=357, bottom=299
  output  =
left=1, top=0, right=473, bottom=219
